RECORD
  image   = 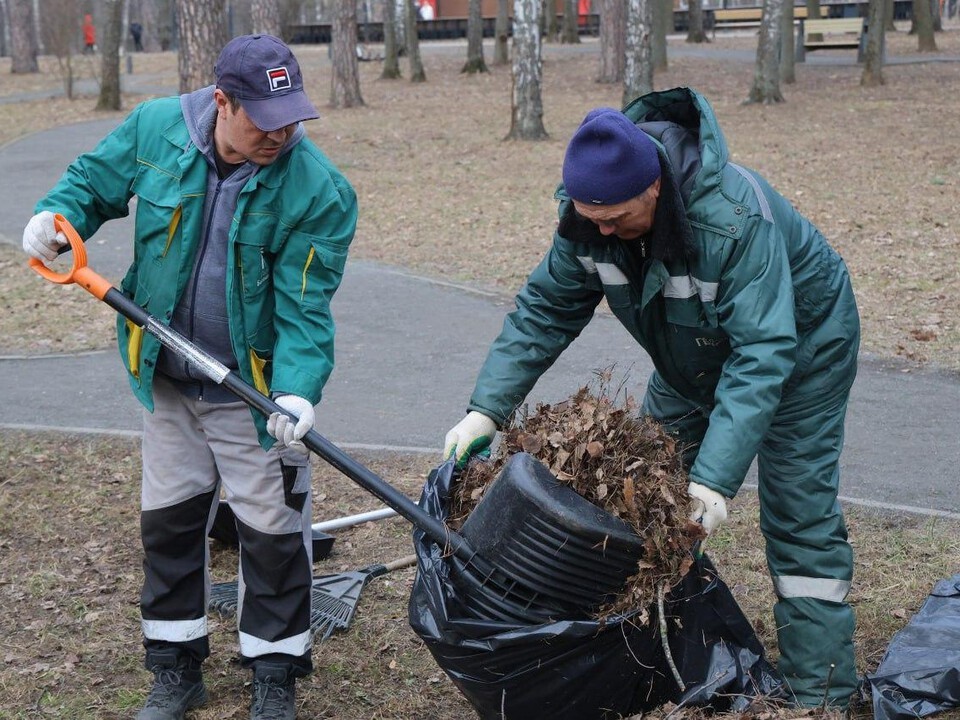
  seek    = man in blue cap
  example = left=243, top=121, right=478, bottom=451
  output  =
left=443, top=89, right=860, bottom=710
left=22, top=35, right=358, bottom=720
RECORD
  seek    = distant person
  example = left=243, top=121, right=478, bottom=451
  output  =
left=21, top=34, right=358, bottom=720
left=130, top=21, right=144, bottom=51
left=82, top=14, right=95, bottom=54
left=418, top=0, right=435, bottom=20
left=443, top=89, right=861, bottom=711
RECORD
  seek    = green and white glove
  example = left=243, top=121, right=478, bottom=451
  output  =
left=687, top=481, right=728, bottom=535
left=443, top=411, right=497, bottom=469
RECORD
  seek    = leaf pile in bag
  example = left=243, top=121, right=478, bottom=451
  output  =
left=449, top=373, right=705, bottom=619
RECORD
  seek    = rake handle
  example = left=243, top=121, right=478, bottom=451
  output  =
left=29, top=215, right=475, bottom=562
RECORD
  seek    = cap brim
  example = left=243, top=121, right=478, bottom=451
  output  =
left=241, top=90, right=320, bottom=132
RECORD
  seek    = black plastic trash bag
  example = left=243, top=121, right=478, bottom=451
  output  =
left=408, top=459, right=783, bottom=720
left=864, top=573, right=960, bottom=720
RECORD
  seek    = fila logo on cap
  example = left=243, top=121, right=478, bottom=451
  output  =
left=266, top=66, right=291, bottom=92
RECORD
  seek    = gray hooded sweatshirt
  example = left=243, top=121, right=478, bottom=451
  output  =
left=155, top=85, right=305, bottom=402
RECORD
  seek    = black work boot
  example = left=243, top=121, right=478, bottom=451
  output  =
left=136, top=649, right=207, bottom=720
left=250, top=662, right=296, bottom=720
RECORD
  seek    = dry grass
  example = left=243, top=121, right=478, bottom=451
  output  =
left=0, top=430, right=959, bottom=718
left=1, top=28, right=958, bottom=371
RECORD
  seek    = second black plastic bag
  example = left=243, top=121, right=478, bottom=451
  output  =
left=408, top=458, right=783, bottom=720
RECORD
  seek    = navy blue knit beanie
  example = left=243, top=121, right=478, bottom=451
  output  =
left=562, top=108, right=661, bottom=206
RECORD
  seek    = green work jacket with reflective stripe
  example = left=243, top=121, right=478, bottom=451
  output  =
left=36, top=97, right=358, bottom=449
left=467, top=87, right=854, bottom=498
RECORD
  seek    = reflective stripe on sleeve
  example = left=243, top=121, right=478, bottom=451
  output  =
left=239, top=629, right=311, bottom=659
left=773, top=575, right=851, bottom=602
left=141, top=617, right=208, bottom=642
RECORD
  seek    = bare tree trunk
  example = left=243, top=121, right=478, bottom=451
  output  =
left=177, top=0, right=227, bottom=93
left=745, top=0, right=784, bottom=104
left=686, top=0, right=708, bottom=42
left=623, top=0, right=652, bottom=106
left=804, top=0, right=822, bottom=19
left=494, top=0, right=509, bottom=64
left=598, top=0, right=625, bottom=82
left=9, top=0, right=39, bottom=73
left=651, top=0, right=668, bottom=70
left=463, top=0, right=488, bottom=71
left=330, top=0, right=364, bottom=106
left=97, top=0, right=122, bottom=110
left=884, top=0, right=896, bottom=30
left=561, top=0, right=579, bottom=41
left=779, top=1, right=795, bottom=83
left=406, top=0, right=425, bottom=81
left=912, top=0, right=937, bottom=49
left=395, top=0, right=407, bottom=55
left=544, top=0, right=559, bottom=40
left=381, top=0, right=402, bottom=78
left=507, top=0, right=548, bottom=140
left=861, top=0, right=885, bottom=85
left=251, top=0, right=282, bottom=36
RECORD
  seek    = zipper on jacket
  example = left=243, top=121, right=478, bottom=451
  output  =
left=187, top=178, right=226, bottom=397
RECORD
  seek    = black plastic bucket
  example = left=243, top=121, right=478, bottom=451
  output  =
left=454, top=452, right=645, bottom=621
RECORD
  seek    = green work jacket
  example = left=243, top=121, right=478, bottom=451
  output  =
left=36, top=97, right=358, bottom=448
left=468, top=87, right=854, bottom=498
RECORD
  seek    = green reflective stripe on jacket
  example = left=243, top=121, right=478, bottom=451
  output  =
left=36, top=97, right=357, bottom=449
left=468, top=87, right=856, bottom=498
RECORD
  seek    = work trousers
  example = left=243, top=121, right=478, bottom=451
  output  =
left=643, top=282, right=861, bottom=708
left=139, top=375, right=314, bottom=676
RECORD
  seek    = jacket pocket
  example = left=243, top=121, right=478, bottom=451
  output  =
left=131, top=168, right=181, bottom=260
left=236, top=237, right=272, bottom=301
left=299, top=234, right=348, bottom=310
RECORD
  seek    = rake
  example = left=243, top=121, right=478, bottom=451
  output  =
left=209, top=555, right=418, bottom=638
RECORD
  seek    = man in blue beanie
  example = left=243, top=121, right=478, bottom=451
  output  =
left=443, top=89, right=860, bottom=710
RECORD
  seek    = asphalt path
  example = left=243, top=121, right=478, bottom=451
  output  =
left=1, top=100, right=958, bottom=520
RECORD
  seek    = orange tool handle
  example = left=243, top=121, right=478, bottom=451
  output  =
left=27, top=213, right=114, bottom=300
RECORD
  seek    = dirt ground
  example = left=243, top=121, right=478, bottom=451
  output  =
left=0, top=431, right=958, bottom=718
left=0, top=26, right=958, bottom=371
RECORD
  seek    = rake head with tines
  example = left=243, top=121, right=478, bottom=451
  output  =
left=208, top=556, right=418, bottom=638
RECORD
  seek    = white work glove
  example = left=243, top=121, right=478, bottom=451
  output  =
left=687, top=481, right=728, bottom=536
left=267, top=394, right=314, bottom=453
left=22, top=211, right=68, bottom=261
left=443, top=411, right=497, bottom=469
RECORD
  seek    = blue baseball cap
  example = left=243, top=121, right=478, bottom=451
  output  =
left=562, top=108, right=661, bottom=205
left=215, top=34, right=319, bottom=132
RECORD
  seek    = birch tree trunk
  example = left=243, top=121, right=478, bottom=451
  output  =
left=598, top=0, right=625, bottom=82
left=177, top=0, right=227, bottom=93
left=251, top=0, right=282, bottom=36
left=507, top=0, right=548, bottom=140
left=9, top=0, right=39, bottom=73
left=330, top=0, right=364, bottom=106
left=405, top=0, right=425, bottom=81
left=97, top=0, right=123, bottom=110
left=860, top=0, right=886, bottom=85
left=494, top=0, right=510, bottom=64
left=463, top=0, right=489, bottom=72
left=745, top=0, right=784, bottom=104
left=623, top=0, right=653, bottom=106
left=381, top=0, right=402, bottom=78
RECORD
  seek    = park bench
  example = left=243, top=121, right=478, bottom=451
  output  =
left=711, top=6, right=817, bottom=38
left=795, top=17, right=868, bottom=61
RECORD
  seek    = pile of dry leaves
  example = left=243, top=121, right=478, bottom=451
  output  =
left=449, top=373, right=705, bottom=620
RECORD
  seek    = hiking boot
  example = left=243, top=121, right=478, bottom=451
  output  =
left=136, top=649, right=207, bottom=720
left=250, top=662, right=296, bottom=720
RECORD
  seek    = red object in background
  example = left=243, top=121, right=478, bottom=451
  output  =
left=420, top=0, right=438, bottom=17
left=82, top=14, right=95, bottom=46
left=578, top=0, right=590, bottom=25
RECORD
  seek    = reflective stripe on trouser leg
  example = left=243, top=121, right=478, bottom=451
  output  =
left=140, top=376, right=223, bottom=662
left=216, top=438, right=314, bottom=673
left=758, top=309, right=859, bottom=708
